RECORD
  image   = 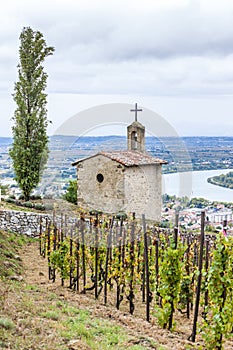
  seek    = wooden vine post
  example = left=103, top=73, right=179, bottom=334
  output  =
left=39, top=216, right=42, bottom=255
left=203, top=236, right=209, bottom=319
left=94, top=215, right=99, bottom=300
left=69, top=233, right=73, bottom=289
left=116, top=217, right=123, bottom=310
left=186, top=235, right=191, bottom=319
left=129, top=212, right=135, bottom=314
left=80, top=215, right=86, bottom=294
left=42, top=217, right=48, bottom=258
left=174, top=212, right=179, bottom=249
left=52, top=224, right=57, bottom=283
left=47, top=221, right=52, bottom=280
left=168, top=212, right=179, bottom=329
left=75, top=223, right=80, bottom=292
left=61, top=214, right=64, bottom=286
left=142, top=214, right=150, bottom=322
left=191, top=210, right=205, bottom=342
left=142, top=232, right=146, bottom=303
left=155, top=234, right=159, bottom=298
left=104, top=217, right=114, bottom=305
left=202, top=225, right=233, bottom=349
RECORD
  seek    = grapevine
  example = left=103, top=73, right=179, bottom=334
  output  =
left=157, top=237, right=185, bottom=329
left=202, top=234, right=233, bottom=350
left=38, top=209, right=233, bottom=349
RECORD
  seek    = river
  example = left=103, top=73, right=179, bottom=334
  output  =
left=162, top=169, right=233, bottom=202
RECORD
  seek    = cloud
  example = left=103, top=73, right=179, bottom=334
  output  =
left=41, top=0, right=233, bottom=62
left=46, top=55, right=233, bottom=96
left=1, top=0, right=233, bottom=97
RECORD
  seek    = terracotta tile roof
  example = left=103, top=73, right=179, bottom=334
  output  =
left=72, top=150, right=167, bottom=167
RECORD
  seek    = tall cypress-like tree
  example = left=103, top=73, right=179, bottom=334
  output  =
left=10, top=27, right=54, bottom=200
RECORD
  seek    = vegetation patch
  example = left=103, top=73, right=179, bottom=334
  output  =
left=3, top=197, right=54, bottom=211
left=207, top=171, right=233, bottom=190
left=0, top=317, right=15, bottom=330
left=0, top=230, right=31, bottom=278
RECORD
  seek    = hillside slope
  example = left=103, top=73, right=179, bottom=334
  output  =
left=1, top=230, right=232, bottom=349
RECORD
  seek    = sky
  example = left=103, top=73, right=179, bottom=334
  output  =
left=1, top=0, right=233, bottom=137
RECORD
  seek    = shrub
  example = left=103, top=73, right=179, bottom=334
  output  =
left=30, top=194, right=42, bottom=200
left=62, top=180, right=77, bottom=204
left=34, top=203, right=45, bottom=211
left=115, top=211, right=127, bottom=220
left=8, top=194, right=16, bottom=200
left=23, top=201, right=34, bottom=208
left=44, top=203, right=54, bottom=211
left=0, top=183, right=9, bottom=195
left=5, top=197, right=16, bottom=204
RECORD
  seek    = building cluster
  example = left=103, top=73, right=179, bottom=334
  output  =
left=162, top=204, right=233, bottom=234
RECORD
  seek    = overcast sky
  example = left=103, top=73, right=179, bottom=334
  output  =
left=1, top=0, right=233, bottom=137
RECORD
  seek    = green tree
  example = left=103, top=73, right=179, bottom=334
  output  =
left=0, top=183, right=9, bottom=196
left=10, top=27, right=54, bottom=201
left=63, top=180, right=77, bottom=204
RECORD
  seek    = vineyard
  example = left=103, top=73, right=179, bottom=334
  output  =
left=39, top=211, right=233, bottom=350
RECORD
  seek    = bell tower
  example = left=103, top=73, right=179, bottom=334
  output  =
left=127, top=103, right=145, bottom=152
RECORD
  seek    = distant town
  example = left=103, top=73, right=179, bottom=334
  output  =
left=162, top=194, right=233, bottom=234
left=0, top=135, right=232, bottom=233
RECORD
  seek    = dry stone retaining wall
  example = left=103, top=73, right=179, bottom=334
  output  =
left=0, top=209, right=50, bottom=236
left=0, top=209, right=77, bottom=237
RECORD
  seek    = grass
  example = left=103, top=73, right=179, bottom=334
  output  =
left=0, top=317, right=15, bottom=330
left=1, top=282, right=159, bottom=349
left=41, top=310, right=61, bottom=321
left=60, top=310, right=128, bottom=349
left=0, top=230, right=30, bottom=277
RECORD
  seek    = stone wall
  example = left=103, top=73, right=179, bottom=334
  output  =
left=124, top=164, right=162, bottom=221
left=77, top=154, right=125, bottom=213
left=0, top=209, right=50, bottom=236
left=0, top=209, right=78, bottom=236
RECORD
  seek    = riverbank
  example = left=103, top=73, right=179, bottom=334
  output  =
left=207, top=171, right=233, bottom=190
left=163, top=168, right=233, bottom=202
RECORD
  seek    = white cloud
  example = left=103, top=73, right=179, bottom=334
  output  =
left=46, top=54, right=233, bottom=96
left=0, top=0, right=233, bottom=136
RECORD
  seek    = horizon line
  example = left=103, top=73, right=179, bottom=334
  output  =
left=0, top=134, right=233, bottom=139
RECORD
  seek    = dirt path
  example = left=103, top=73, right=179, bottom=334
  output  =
left=21, top=241, right=201, bottom=350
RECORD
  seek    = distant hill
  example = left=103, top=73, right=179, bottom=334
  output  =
left=1, top=135, right=233, bottom=173
left=0, top=137, right=12, bottom=146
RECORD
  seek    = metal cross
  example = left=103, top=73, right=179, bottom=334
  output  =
left=130, top=103, right=142, bottom=122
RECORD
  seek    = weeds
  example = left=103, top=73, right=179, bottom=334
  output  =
left=0, top=317, right=15, bottom=330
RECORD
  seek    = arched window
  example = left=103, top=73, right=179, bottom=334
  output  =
left=131, top=131, right=137, bottom=150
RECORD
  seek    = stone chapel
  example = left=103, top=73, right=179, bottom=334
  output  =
left=72, top=104, right=167, bottom=221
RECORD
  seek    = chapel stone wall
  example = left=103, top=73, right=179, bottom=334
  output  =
left=124, top=164, right=162, bottom=221
left=77, top=155, right=125, bottom=213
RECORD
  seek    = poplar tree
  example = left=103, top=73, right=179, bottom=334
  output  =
left=10, top=27, right=54, bottom=200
